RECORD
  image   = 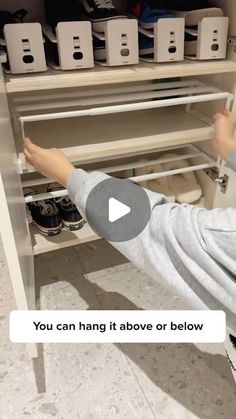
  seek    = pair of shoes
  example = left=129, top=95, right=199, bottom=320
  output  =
left=45, top=0, right=126, bottom=33
left=136, top=154, right=202, bottom=204
left=129, top=0, right=173, bottom=29
left=163, top=1, right=224, bottom=57
left=24, top=184, right=84, bottom=236
left=0, top=9, right=27, bottom=38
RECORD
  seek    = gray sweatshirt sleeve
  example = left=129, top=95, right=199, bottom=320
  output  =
left=67, top=169, right=236, bottom=335
left=226, top=148, right=236, bottom=172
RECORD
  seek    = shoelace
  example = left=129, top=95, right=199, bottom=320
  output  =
left=31, top=200, right=56, bottom=215
left=94, top=0, right=115, bottom=10
left=55, top=196, right=75, bottom=211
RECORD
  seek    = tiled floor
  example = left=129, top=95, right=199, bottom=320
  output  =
left=0, top=237, right=236, bottom=419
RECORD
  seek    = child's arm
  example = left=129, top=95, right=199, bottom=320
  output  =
left=214, top=110, right=236, bottom=171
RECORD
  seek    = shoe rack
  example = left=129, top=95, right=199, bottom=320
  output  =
left=139, top=18, right=185, bottom=63
left=43, top=22, right=94, bottom=70
left=2, top=22, right=47, bottom=74
left=93, top=19, right=139, bottom=66
left=1, top=0, right=236, bottom=364
left=185, top=16, right=229, bottom=60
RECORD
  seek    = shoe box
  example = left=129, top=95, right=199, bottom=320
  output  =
left=139, top=18, right=185, bottom=63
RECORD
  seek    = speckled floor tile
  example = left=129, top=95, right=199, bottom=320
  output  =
left=1, top=237, right=236, bottom=419
left=82, top=259, right=236, bottom=419
left=82, top=261, right=187, bottom=311
left=73, top=240, right=127, bottom=275
left=0, top=240, right=154, bottom=419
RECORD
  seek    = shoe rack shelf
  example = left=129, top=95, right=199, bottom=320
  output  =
left=5, top=59, right=236, bottom=93
left=18, top=108, right=213, bottom=173
left=31, top=223, right=99, bottom=255
left=15, top=79, right=232, bottom=173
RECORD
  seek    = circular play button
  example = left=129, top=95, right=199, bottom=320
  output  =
left=85, top=178, right=151, bottom=242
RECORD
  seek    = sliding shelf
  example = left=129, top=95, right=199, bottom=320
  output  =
left=16, top=79, right=232, bottom=173
left=18, top=107, right=214, bottom=173
left=5, top=59, right=236, bottom=93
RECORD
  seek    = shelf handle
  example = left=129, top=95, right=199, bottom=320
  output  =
left=19, top=92, right=234, bottom=124
left=24, top=161, right=217, bottom=203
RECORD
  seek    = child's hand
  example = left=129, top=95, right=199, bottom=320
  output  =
left=23, top=138, right=75, bottom=187
left=213, top=110, right=236, bottom=161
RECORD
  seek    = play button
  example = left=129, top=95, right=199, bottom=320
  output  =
left=85, top=177, right=151, bottom=242
left=109, top=198, right=131, bottom=223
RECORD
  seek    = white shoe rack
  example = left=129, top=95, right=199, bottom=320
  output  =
left=92, top=19, right=139, bottom=66
left=139, top=18, right=185, bottom=63
left=10, top=76, right=232, bottom=255
left=185, top=17, right=229, bottom=60
left=2, top=23, right=47, bottom=74
left=43, top=22, right=94, bottom=70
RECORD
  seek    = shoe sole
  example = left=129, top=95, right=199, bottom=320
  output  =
left=139, top=21, right=156, bottom=29
left=62, top=219, right=85, bottom=231
left=139, top=15, right=174, bottom=30
left=32, top=221, right=62, bottom=236
left=174, top=8, right=223, bottom=26
left=139, top=47, right=154, bottom=55
left=139, top=20, right=161, bottom=29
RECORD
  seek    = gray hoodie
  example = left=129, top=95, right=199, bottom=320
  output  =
left=67, top=153, right=236, bottom=336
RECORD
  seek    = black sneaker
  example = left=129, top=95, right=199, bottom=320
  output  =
left=47, top=183, right=84, bottom=231
left=0, top=9, right=27, bottom=38
left=81, top=0, right=126, bottom=31
left=164, top=0, right=223, bottom=26
left=93, top=37, right=106, bottom=60
left=24, top=188, right=62, bottom=236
